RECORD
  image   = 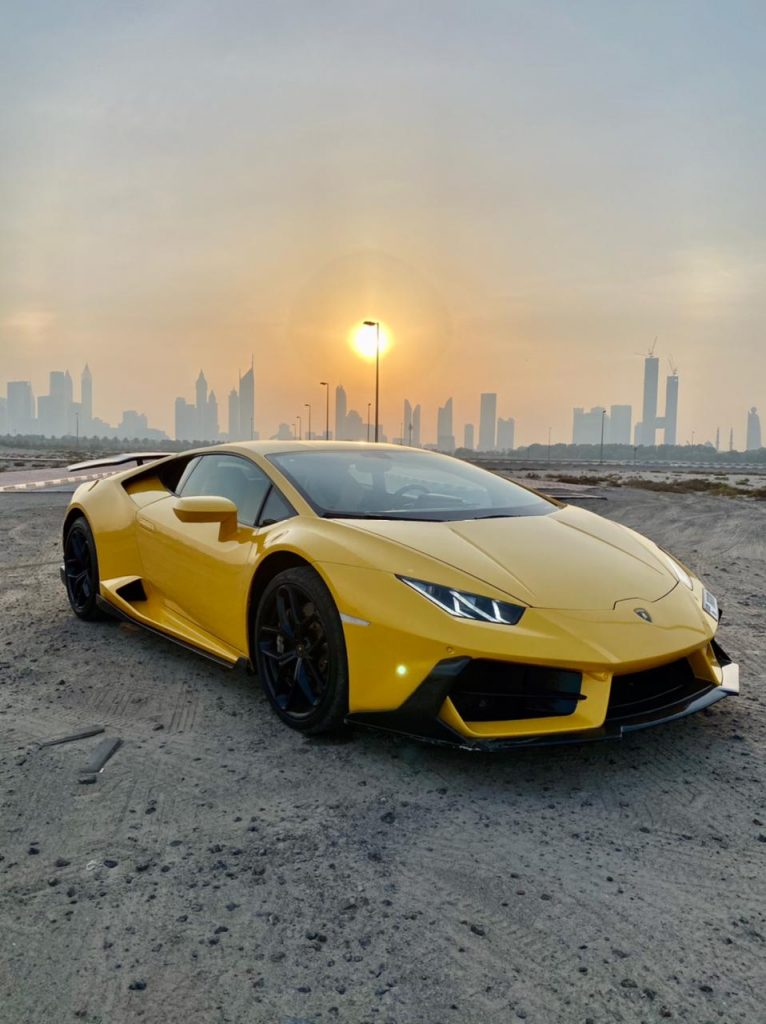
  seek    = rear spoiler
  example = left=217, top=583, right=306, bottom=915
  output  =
left=67, top=452, right=173, bottom=472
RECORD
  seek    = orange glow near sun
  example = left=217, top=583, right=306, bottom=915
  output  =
left=350, top=321, right=391, bottom=361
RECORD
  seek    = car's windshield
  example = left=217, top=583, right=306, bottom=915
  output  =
left=267, top=449, right=554, bottom=521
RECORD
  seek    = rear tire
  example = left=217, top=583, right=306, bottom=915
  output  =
left=63, top=516, right=105, bottom=621
left=254, top=566, right=348, bottom=734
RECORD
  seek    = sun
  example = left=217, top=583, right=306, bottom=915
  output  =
left=350, top=321, right=391, bottom=361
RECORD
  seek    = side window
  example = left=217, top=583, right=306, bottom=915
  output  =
left=178, top=454, right=270, bottom=526
left=258, top=486, right=296, bottom=526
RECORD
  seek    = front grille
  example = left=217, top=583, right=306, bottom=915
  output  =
left=606, top=658, right=699, bottom=722
left=450, top=660, right=584, bottom=722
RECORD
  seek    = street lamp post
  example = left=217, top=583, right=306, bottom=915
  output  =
left=297, top=415, right=302, bottom=441
left=363, top=320, right=380, bottom=442
left=305, top=403, right=311, bottom=441
left=547, top=426, right=551, bottom=463
left=366, top=403, right=371, bottom=442
left=320, top=382, right=329, bottom=440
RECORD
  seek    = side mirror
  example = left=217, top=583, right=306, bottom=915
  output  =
left=173, top=495, right=238, bottom=526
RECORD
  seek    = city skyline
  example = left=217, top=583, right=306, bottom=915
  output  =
left=1, top=352, right=763, bottom=452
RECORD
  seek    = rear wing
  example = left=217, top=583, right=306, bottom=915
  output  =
left=67, top=452, right=173, bottom=473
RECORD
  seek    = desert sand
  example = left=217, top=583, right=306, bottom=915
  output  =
left=1, top=485, right=763, bottom=1023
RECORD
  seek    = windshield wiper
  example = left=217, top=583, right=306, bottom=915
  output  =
left=470, top=511, right=521, bottom=520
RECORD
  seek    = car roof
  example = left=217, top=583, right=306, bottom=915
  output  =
left=195, top=440, right=429, bottom=458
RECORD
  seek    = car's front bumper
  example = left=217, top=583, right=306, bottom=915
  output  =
left=346, top=642, right=739, bottom=750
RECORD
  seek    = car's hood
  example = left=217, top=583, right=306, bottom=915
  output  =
left=340, top=505, right=677, bottom=610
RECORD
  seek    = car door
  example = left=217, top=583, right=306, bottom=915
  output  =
left=135, top=453, right=272, bottom=651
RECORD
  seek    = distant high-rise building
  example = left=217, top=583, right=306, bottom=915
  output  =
left=345, top=409, right=364, bottom=441
left=497, top=417, right=515, bottom=450
left=403, top=399, right=413, bottom=445
left=640, top=355, right=660, bottom=446
left=746, top=407, right=762, bottom=451
left=478, top=393, right=497, bottom=451
left=80, top=365, right=93, bottom=428
left=238, top=364, right=255, bottom=440
left=7, top=381, right=35, bottom=434
left=437, top=398, right=455, bottom=452
left=207, top=390, right=219, bottom=440
left=335, top=386, right=348, bottom=440
left=715, top=427, right=720, bottom=451
left=573, top=407, right=607, bottom=445
left=402, top=400, right=422, bottom=446
left=463, top=423, right=474, bottom=450
left=0, top=396, right=7, bottom=434
left=195, top=370, right=208, bottom=435
left=38, top=370, right=73, bottom=436
left=227, top=388, right=239, bottom=439
left=608, top=405, right=632, bottom=445
left=411, top=404, right=421, bottom=447
left=729, top=427, right=734, bottom=452
left=664, top=374, right=679, bottom=445
left=175, top=397, right=196, bottom=441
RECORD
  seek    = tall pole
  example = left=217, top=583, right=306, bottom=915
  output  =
left=364, top=320, right=380, bottom=442
left=366, top=403, right=371, bottom=443
left=375, top=321, right=380, bottom=442
left=547, top=426, right=551, bottom=463
left=320, top=382, right=329, bottom=440
left=305, top=403, right=311, bottom=441
left=297, top=415, right=302, bottom=441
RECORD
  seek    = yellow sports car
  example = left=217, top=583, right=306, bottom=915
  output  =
left=61, top=442, right=738, bottom=748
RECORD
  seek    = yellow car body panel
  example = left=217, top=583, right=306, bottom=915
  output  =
left=62, top=441, right=738, bottom=747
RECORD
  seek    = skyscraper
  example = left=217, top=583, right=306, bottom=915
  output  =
left=38, top=370, right=72, bottom=436
left=664, top=374, right=679, bottom=445
left=80, top=365, right=93, bottom=428
left=497, top=417, right=515, bottom=450
left=403, top=399, right=413, bottom=445
left=640, top=355, right=659, bottom=446
left=227, top=388, right=239, bottom=439
left=437, top=398, right=455, bottom=452
left=238, top=364, right=255, bottom=440
left=7, top=381, right=35, bottom=434
left=175, top=397, right=196, bottom=441
left=573, top=407, right=607, bottom=445
left=463, top=423, right=474, bottom=450
left=207, top=390, right=219, bottom=440
left=478, top=393, right=497, bottom=451
left=411, top=404, right=421, bottom=447
left=608, top=405, right=632, bottom=445
left=335, top=385, right=348, bottom=441
left=746, top=408, right=762, bottom=451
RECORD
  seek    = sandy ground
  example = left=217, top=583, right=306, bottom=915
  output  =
left=0, top=488, right=764, bottom=1024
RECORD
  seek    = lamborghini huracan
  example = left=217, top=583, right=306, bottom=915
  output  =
left=61, top=442, right=739, bottom=748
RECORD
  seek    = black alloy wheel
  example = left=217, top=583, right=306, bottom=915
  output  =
left=63, top=517, right=105, bottom=620
left=254, top=566, right=348, bottom=733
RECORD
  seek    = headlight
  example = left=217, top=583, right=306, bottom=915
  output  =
left=659, top=548, right=693, bottom=589
left=702, top=588, right=719, bottom=620
left=398, top=576, right=525, bottom=625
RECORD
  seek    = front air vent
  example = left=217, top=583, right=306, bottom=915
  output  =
left=606, top=658, right=698, bottom=721
left=450, top=660, right=584, bottom=722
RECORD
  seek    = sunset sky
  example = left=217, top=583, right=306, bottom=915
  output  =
left=2, top=1, right=765, bottom=445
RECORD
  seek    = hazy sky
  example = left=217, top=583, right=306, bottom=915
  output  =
left=2, top=0, right=765, bottom=444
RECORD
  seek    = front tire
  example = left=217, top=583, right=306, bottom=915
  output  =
left=254, top=566, right=348, bottom=734
left=63, top=516, right=105, bottom=620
